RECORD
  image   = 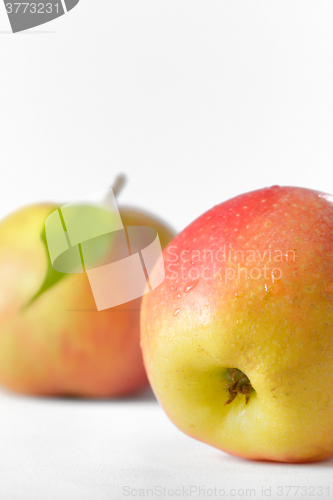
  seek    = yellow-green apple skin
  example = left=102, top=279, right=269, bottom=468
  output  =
left=0, top=203, right=175, bottom=397
left=141, top=185, right=333, bottom=463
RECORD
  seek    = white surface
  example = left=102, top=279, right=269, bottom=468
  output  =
left=0, top=386, right=332, bottom=500
left=1, top=2, right=333, bottom=498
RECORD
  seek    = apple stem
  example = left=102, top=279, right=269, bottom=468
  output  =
left=111, top=174, right=127, bottom=198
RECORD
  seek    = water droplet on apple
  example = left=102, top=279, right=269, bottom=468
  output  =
left=173, top=309, right=180, bottom=316
left=184, top=279, right=199, bottom=293
left=174, top=294, right=181, bottom=299
left=264, top=284, right=268, bottom=291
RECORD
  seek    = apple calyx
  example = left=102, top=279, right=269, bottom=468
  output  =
left=224, top=368, right=253, bottom=405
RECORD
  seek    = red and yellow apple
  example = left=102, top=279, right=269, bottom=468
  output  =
left=141, top=185, right=333, bottom=462
left=0, top=185, right=175, bottom=397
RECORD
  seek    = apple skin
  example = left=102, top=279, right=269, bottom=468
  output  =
left=141, top=185, right=333, bottom=463
left=0, top=203, right=175, bottom=397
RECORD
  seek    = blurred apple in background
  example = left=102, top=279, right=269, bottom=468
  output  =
left=0, top=175, right=175, bottom=397
left=141, top=185, right=333, bottom=462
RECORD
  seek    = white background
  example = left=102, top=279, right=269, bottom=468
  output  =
left=1, top=2, right=333, bottom=231
left=0, top=2, right=333, bottom=499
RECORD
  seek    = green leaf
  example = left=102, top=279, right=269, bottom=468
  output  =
left=23, top=204, right=118, bottom=310
left=23, top=208, right=69, bottom=309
